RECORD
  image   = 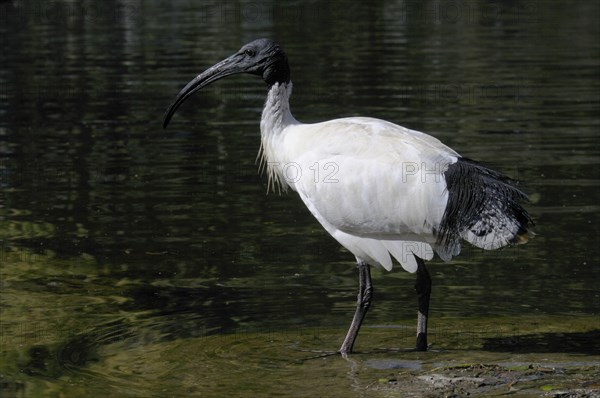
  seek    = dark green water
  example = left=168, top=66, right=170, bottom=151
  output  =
left=1, top=1, right=599, bottom=397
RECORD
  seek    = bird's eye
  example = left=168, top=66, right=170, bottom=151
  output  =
left=244, top=48, right=256, bottom=57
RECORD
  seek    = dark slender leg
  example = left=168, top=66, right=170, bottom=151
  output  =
left=339, top=261, right=372, bottom=355
left=414, top=255, right=431, bottom=351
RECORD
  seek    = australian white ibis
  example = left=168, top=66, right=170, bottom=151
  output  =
left=163, top=38, right=532, bottom=355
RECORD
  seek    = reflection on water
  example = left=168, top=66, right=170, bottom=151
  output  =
left=1, top=1, right=599, bottom=397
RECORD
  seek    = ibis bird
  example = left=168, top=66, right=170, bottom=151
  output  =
left=163, top=38, right=532, bottom=355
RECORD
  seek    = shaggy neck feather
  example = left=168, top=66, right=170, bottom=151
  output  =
left=259, top=82, right=298, bottom=192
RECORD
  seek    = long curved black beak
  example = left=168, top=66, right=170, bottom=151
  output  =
left=163, top=53, right=245, bottom=128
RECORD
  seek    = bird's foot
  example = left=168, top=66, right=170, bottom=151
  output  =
left=416, top=332, right=428, bottom=351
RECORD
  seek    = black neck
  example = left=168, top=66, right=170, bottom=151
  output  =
left=263, top=56, right=291, bottom=86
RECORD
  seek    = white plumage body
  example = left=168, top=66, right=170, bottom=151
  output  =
left=260, top=83, right=464, bottom=272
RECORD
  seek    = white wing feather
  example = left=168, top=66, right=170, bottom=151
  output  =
left=271, top=117, right=459, bottom=272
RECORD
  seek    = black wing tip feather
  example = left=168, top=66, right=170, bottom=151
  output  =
left=437, top=157, right=533, bottom=249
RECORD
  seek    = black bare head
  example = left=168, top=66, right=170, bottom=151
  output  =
left=240, top=38, right=290, bottom=85
left=163, top=39, right=290, bottom=128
